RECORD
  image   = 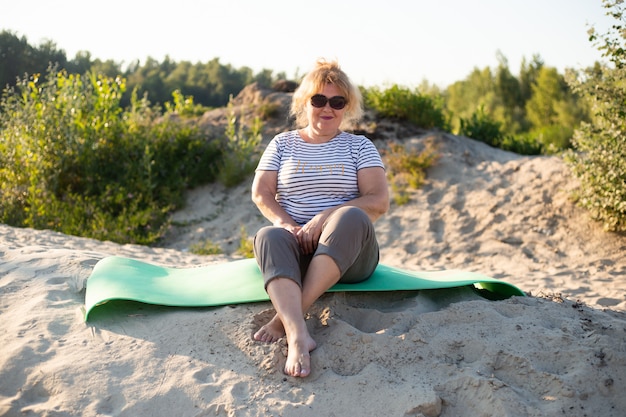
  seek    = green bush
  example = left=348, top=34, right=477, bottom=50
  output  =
left=164, top=89, right=211, bottom=117
left=499, top=133, right=543, bottom=156
left=529, top=124, right=573, bottom=154
left=363, top=84, right=449, bottom=130
left=189, top=239, right=223, bottom=255
left=458, top=105, right=503, bottom=148
left=236, top=225, right=254, bottom=258
left=0, top=68, right=221, bottom=244
left=216, top=99, right=263, bottom=187
left=458, top=106, right=543, bottom=155
left=382, top=140, right=439, bottom=205
left=565, top=0, right=626, bottom=233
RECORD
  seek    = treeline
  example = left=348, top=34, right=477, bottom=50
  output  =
left=1, top=29, right=589, bottom=155
left=0, top=29, right=286, bottom=110
left=443, top=52, right=589, bottom=154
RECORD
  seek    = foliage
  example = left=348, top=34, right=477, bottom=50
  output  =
left=454, top=53, right=528, bottom=135
left=382, top=140, right=439, bottom=205
left=237, top=225, right=255, bottom=258
left=1, top=29, right=595, bottom=159
left=189, top=239, right=223, bottom=255
left=0, top=68, right=221, bottom=244
left=363, top=84, right=449, bottom=131
left=565, top=0, right=626, bottom=233
left=216, top=99, right=263, bottom=187
left=527, top=124, right=573, bottom=154
left=445, top=66, right=507, bottom=133
left=256, top=98, right=281, bottom=120
left=458, top=105, right=504, bottom=148
left=498, top=133, right=544, bottom=156
left=0, top=30, right=288, bottom=111
left=0, top=30, right=69, bottom=89
left=164, top=89, right=210, bottom=117
left=444, top=53, right=588, bottom=155
left=458, top=106, right=543, bottom=155
left=525, top=66, right=588, bottom=152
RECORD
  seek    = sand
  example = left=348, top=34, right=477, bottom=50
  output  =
left=1, top=100, right=626, bottom=416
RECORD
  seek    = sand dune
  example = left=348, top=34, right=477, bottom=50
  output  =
left=1, top=93, right=625, bottom=416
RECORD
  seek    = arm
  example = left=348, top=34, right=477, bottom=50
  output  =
left=297, top=166, right=389, bottom=253
left=251, top=169, right=300, bottom=234
left=352, top=165, right=390, bottom=222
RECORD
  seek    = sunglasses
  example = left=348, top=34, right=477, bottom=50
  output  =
left=310, top=94, right=347, bottom=110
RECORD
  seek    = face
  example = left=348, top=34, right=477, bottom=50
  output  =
left=306, top=83, right=346, bottom=135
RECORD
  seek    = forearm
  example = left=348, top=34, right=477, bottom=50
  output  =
left=251, top=170, right=299, bottom=230
left=320, top=190, right=389, bottom=224
left=252, top=192, right=298, bottom=229
left=338, top=194, right=389, bottom=222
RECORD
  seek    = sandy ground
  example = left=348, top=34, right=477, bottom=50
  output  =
left=1, top=92, right=625, bottom=416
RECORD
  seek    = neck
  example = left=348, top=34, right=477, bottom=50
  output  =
left=302, top=127, right=340, bottom=143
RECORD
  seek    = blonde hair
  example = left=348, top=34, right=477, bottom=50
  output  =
left=290, top=58, right=363, bottom=129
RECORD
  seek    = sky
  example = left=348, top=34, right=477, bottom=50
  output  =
left=0, top=0, right=615, bottom=88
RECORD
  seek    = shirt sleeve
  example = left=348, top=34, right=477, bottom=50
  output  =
left=356, top=136, right=385, bottom=170
left=256, top=135, right=282, bottom=171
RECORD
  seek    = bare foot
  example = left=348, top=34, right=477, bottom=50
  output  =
left=284, top=335, right=317, bottom=377
left=253, top=314, right=285, bottom=343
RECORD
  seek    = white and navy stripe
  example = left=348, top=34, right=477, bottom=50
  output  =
left=256, top=131, right=385, bottom=225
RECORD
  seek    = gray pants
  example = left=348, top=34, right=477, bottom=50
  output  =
left=253, top=206, right=380, bottom=289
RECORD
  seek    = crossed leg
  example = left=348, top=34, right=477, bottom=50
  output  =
left=254, top=254, right=341, bottom=377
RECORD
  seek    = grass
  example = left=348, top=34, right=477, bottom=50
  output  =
left=382, top=139, right=439, bottom=205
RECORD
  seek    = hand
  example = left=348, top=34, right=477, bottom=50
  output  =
left=296, top=212, right=327, bottom=255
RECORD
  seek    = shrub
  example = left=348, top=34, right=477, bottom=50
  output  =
left=499, top=133, right=543, bottom=156
left=382, top=140, right=439, bottom=205
left=564, top=0, right=626, bottom=233
left=256, top=98, right=281, bottom=120
left=363, top=84, right=449, bottom=130
left=529, top=124, right=573, bottom=154
left=164, top=89, right=210, bottom=117
left=458, top=106, right=543, bottom=155
left=216, top=99, right=263, bottom=187
left=189, top=239, right=223, bottom=255
left=458, top=105, right=504, bottom=147
left=0, top=68, right=221, bottom=244
left=237, top=225, right=254, bottom=258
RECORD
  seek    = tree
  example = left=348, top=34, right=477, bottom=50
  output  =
left=493, top=51, right=524, bottom=133
left=445, top=53, right=527, bottom=136
left=566, top=0, right=626, bottom=232
left=519, top=54, right=544, bottom=103
left=525, top=66, right=588, bottom=152
left=0, top=30, right=34, bottom=89
left=0, top=31, right=69, bottom=89
left=445, top=66, right=495, bottom=132
left=526, top=67, right=566, bottom=127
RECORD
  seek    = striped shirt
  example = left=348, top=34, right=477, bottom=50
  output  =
left=256, top=130, right=385, bottom=225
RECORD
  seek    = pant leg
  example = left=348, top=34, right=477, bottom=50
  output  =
left=314, top=206, right=380, bottom=284
left=253, top=226, right=306, bottom=289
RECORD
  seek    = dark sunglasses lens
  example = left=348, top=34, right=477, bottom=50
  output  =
left=328, top=96, right=346, bottom=110
left=310, top=94, right=346, bottom=109
left=310, top=94, right=327, bottom=108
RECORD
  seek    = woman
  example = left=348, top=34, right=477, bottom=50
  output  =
left=251, top=58, right=389, bottom=377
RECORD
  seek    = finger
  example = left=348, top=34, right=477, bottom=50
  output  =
left=301, top=232, right=314, bottom=254
left=296, top=230, right=308, bottom=254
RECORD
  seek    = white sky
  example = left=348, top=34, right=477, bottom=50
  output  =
left=0, top=0, right=615, bottom=88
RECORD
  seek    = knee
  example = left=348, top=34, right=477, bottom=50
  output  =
left=254, top=226, right=285, bottom=242
left=332, top=206, right=371, bottom=227
left=326, top=206, right=374, bottom=237
left=254, top=226, right=295, bottom=250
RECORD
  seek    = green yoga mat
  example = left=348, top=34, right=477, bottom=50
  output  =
left=84, top=256, right=525, bottom=321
